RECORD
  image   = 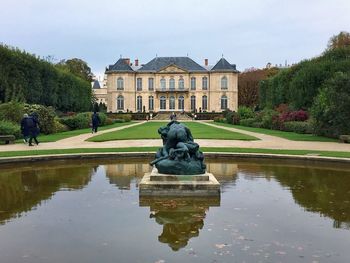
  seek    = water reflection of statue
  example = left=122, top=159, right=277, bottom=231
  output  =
left=140, top=197, right=220, bottom=251
left=150, top=121, right=206, bottom=175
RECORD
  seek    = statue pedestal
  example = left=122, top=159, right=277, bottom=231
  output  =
left=139, top=167, right=220, bottom=196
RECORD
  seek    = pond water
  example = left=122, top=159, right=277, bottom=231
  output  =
left=0, top=158, right=350, bottom=263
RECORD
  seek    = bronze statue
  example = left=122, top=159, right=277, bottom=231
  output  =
left=150, top=120, right=206, bottom=175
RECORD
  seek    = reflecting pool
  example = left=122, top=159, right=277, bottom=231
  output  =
left=0, top=159, right=350, bottom=263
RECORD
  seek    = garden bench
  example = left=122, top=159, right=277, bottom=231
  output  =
left=0, top=135, right=16, bottom=144
left=339, top=135, right=350, bottom=143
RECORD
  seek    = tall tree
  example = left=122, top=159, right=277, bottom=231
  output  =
left=57, top=58, right=94, bottom=82
left=327, top=31, right=350, bottom=50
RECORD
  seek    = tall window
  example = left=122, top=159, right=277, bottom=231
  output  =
left=202, top=95, right=208, bottom=111
left=178, top=96, right=184, bottom=111
left=137, top=96, right=142, bottom=112
left=160, top=96, right=166, bottom=110
left=190, top=77, right=196, bottom=90
left=221, top=76, right=228, bottom=90
left=169, top=96, right=175, bottom=110
left=117, top=95, right=124, bottom=110
left=221, top=95, right=228, bottom=110
left=149, top=96, right=154, bottom=111
left=160, top=78, right=166, bottom=90
left=148, top=78, right=154, bottom=91
left=169, top=78, right=175, bottom=90
left=191, top=95, right=196, bottom=111
left=137, top=78, right=142, bottom=91
left=117, top=77, right=124, bottom=90
left=178, top=77, right=184, bottom=90
left=202, top=77, right=208, bottom=90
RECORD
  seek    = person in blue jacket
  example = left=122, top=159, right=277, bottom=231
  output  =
left=20, top=113, right=30, bottom=143
left=28, top=113, right=40, bottom=146
left=91, top=111, right=101, bottom=133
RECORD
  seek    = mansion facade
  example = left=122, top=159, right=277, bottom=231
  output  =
left=97, top=56, right=239, bottom=113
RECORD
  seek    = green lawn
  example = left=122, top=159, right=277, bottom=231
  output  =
left=19, top=122, right=136, bottom=143
left=87, top=121, right=258, bottom=142
left=0, top=147, right=350, bottom=158
left=211, top=122, right=338, bottom=142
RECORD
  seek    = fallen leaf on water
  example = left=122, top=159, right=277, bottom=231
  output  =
left=154, top=260, right=165, bottom=263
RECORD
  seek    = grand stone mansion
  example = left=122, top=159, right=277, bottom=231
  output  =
left=93, top=56, right=239, bottom=113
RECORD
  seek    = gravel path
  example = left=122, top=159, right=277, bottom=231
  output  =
left=0, top=120, right=349, bottom=152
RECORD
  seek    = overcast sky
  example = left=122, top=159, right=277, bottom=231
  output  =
left=1, top=0, right=349, bottom=78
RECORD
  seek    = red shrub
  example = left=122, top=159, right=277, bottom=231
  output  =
left=280, top=110, right=309, bottom=122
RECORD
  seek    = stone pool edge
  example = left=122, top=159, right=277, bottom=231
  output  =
left=0, top=152, right=350, bottom=165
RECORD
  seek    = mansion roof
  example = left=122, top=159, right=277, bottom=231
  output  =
left=107, top=57, right=238, bottom=73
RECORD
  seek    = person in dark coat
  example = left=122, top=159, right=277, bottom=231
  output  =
left=20, top=113, right=30, bottom=143
left=28, top=113, right=40, bottom=146
left=91, top=111, right=101, bottom=133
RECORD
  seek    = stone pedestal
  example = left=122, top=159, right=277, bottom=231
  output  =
left=139, top=167, right=220, bottom=196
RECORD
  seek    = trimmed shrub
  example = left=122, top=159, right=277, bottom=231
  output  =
left=311, top=72, right=350, bottom=137
left=113, top=119, right=126, bottom=123
left=213, top=117, right=226, bottom=123
left=261, top=109, right=279, bottom=129
left=61, top=112, right=91, bottom=130
left=251, top=122, right=263, bottom=128
left=0, top=102, right=24, bottom=123
left=98, top=112, right=107, bottom=126
left=239, top=118, right=256, bottom=127
left=0, top=120, right=21, bottom=138
left=105, top=118, right=114, bottom=125
left=237, top=106, right=255, bottom=120
left=54, top=119, right=70, bottom=133
left=283, top=121, right=312, bottom=134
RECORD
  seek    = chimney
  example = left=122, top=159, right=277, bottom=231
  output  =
left=204, top=59, right=208, bottom=66
left=135, top=59, right=139, bottom=66
left=123, top=58, right=130, bottom=65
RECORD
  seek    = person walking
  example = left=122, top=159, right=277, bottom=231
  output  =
left=28, top=113, right=40, bottom=146
left=91, top=111, right=101, bottom=133
left=20, top=113, right=30, bottom=144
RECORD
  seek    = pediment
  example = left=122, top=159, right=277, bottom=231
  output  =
left=158, top=64, right=187, bottom=73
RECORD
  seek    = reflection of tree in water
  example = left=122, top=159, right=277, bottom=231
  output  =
left=105, top=163, right=151, bottom=190
left=0, top=165, right=94, bottom=224
left=140, top=197, right=220, bottom=251
left=239, top=162, right=350, bottom=229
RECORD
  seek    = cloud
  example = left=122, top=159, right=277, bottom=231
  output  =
left=1, top=0, right=349, bottom=75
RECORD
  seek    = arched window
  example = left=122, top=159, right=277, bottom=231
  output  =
left=202, top=95, right=208, bottom=111
left=137, top=78, right=142, bottom=91
left=160, top=78, right=166, bottom=90
left=137, top=96, right=142, bottom=112
left=190, top=77, right=196, bottom=90
left=149, top=96, right=154, bottom=111
left=117, top=95, right=124, bottom=110
left=117, top=77, right=124, bottom=90
left=202, top=77, right=208, bottom=90
left=178, top=96, right=184, bottom=110
left=178, top=77, right=184, bottom=90
left=169, top=96, right=175, bottom=110
left=191, top=95, right=196, bottom=111
left=221, top=76, right=228, bottom=90
left=221, top=95, right=228, bottom=110
left=160, top=96, right=166, bottom=110
left=169, top=78, right=175, bottom=90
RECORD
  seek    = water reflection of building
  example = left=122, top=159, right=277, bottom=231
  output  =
left=206, top=162, right=238, bottom=189
left=140, top=197, right=220, bottom=251
left=105, top=163, right=151, bottom=190
left=0, top=165, right=94, bottom=224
